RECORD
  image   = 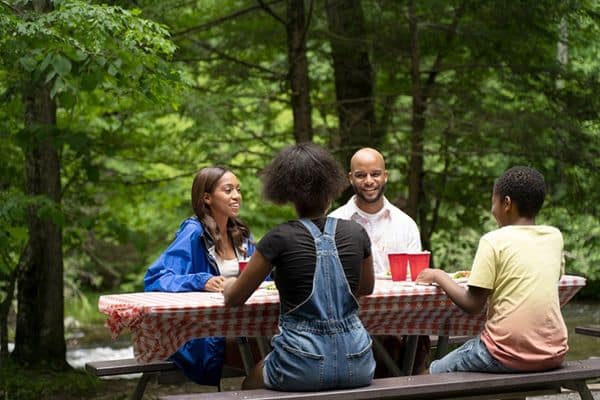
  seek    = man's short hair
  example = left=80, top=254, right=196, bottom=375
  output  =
left=493, top=166, right=546, bottom=218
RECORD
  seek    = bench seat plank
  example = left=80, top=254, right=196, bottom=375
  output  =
left=85, top=358, right=178, bottom=376
left=160, top=359, right=600, bottom=400
left=86, top=358, right=247, bottom=400
left=575, top=326, right=600, bottom=338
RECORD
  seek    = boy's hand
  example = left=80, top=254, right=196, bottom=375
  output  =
left=416, top=268, right=491, bottom=316
left=415, top=268, right=437, bottom=285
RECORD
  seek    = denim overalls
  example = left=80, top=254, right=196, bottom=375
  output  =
left=263, top=217, right=375, bottom=391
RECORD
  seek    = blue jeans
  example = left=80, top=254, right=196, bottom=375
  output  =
left=264, top=317, right=374, bottom=390
left=430, top=336, right=520, bottom=374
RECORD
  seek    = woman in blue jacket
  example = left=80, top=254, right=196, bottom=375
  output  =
left=144, top=166, right=255, bottom=386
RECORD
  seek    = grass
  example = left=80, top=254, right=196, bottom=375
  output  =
left=0, top=360, right=102, bottom=400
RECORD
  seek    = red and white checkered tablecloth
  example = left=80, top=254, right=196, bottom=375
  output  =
left=98, top=275, right=586, bottom=363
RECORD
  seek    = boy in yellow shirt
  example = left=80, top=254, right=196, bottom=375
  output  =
left=416, top=166, right=568, bottom=373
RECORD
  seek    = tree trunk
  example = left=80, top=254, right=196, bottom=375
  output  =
left=406, top=1, right=466, bottom=245
left=0, top=246, right=24, bottom=363
left=12, top=77, right=68, bottom=370
left=287, top=0, right=313, bottom=143
left=406, top=1, right=425, bottom=224
left=325, top=0, right=380, bottom=169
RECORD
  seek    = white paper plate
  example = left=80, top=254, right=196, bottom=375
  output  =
left=259, top=281, right=277, bottom=290
left=446, top=272, right=469, bottom=284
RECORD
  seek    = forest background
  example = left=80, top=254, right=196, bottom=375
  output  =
left=0, top=0, right=599, bottom=397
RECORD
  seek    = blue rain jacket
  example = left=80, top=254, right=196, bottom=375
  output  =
left=144, top=217, right=255, bottom=385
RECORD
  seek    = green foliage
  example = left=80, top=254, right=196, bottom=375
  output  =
left=0, top=0, right=181, bottom=105
left=64, top=290, right=106, bottom=325
left=362, top=0, right=600, bottom=296
left=103, top=0, right=600, bottom=297
left=544, top=208, right=600, bottom=282
left=0, top=190, right=27, bottom=275
left=0, top=359, right=101, bottom=400
left=1, top=0, right=598, bottom=303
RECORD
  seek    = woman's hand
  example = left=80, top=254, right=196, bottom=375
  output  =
left=205, top=276, right=226, bottom=292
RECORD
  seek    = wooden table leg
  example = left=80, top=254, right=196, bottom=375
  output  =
left=372, top=336, right=403, bottom=376
left=434, top=335, right=450, bottom=360
left=236, top=337, right=256, bottom=375
left=401, top=335, right=419, bottom=376
left=257, top=336, right=271, bottom=359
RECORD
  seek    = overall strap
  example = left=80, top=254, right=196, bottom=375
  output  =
left=299, top=218, right=322, bottom=239
left=324, top=217, right=337, bottom=237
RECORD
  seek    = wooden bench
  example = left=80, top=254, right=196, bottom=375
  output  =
left=85, top=358, right=245, bottom=400
left=576, top=325, right=600, bottom=338
left=158, top=358, right=600, bottom=400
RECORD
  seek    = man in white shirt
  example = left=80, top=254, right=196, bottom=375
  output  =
left=329, top=147, right=422, bottom=276
left=329, top=147, right=429, bottom=376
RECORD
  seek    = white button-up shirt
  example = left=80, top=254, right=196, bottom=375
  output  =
left=329, top=195, right=422, bottom=276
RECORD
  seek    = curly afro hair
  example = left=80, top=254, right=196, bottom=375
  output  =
left=261, top=143, right=348, bottom=217
left=493, top=166, right=546, bottom=218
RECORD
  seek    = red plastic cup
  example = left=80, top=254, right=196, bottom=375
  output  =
left=238, top=260, right=249, bottom=274
left=408, top=251, right=431, bottom=281
left=387, top=253, right=408, bottom=281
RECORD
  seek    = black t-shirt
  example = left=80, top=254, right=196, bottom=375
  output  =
left=256, top=217, right=371, bottom=313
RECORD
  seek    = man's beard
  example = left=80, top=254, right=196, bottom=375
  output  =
left=352, top=183, right=385, bottom=204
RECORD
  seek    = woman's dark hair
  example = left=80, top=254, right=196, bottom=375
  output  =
left=493, top=166, right=546, bottom=218
left=191, top=166, right=251, bottom=257
left=261, top=143, right=348, bottom=217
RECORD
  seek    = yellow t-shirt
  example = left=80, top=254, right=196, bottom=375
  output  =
left=468, top=225, right=568, bottom=371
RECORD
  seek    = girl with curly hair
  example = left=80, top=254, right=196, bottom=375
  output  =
left=224, top=143, right=376, bottom=391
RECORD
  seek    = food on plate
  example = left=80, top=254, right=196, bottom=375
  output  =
left=452, top=270, right=471, bottom=280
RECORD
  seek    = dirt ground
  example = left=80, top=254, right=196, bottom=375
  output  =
left=85, top=376, right=244, bottom=400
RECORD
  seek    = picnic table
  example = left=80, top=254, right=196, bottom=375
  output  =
left=99, top=275, right=586, bottom=372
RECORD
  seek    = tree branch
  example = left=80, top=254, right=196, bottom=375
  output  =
left=300, top=0, right=315, bottom=48
left=257, top=0, right=286, bottom=26
left=423, top=1, right=467, bottom=101
left=187, top=39, right=285, bottom=79
left=173, top=0, right=285, bottom=37
left=0, top=0, right=20, bottom=14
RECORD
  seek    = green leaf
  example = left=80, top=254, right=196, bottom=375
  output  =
left=66, top=48, right=88, bottom=63
left=39, top=53, right=53, bottom=73
left=81, top=71, right=102, bottom=91
left=58, top=91, right=76, bottom=109
left=107, top=63, right=118, bottom=76
left=44, top=69, right=57, bottom=84
left=37, top=204, right=66, bottom=228
left=52, top=54, right=72, bottom=76
left=19, top=56, right=38, bottom=72
left=50, top=76, right=65, bottom=98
